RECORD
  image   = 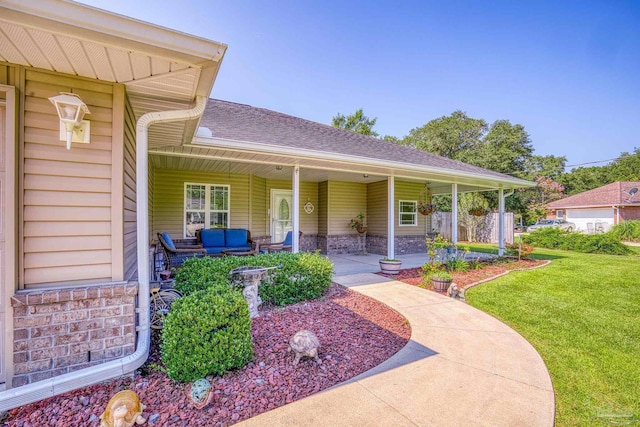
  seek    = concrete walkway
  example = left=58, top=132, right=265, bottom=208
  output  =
left=238, top=268, right=555, bottom=427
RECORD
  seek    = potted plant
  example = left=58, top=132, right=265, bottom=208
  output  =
left=468, top=207, right=486, bottom=217
left=379, top=258, right=402, bottom=274
left=418, top=202, right=437, bottom=216
left=350, top=212, right=367, bottom=233
left=431, top=270, right=453, bottom=292
left=418, top=185, right=436, bottom=215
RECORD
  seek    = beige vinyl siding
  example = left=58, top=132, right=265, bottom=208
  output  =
left=395, top=181, right=427, bottom=235
left=22, top=70, right=115, bottom=286
left=122, top=94, right=136, bottom=280
left=318, top=182, right=328, bottom=235
left=299, top=182, right=318, bottom=235
left=152, top=169, right=250, bottom=238
left=367, top=180, right=387, bottom=235
left=327, top=181, right=366, bottom=235
left=250, top=175, right=267, bottom=236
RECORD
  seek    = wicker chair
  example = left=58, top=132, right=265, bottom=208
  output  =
left=260, top=230, right=303, bottom=252
left=157, top=232, right=207, bottom=270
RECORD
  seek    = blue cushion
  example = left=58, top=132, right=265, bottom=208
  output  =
left=161, top=232, right=176, bottom=250
left=225, top=229, right=248, bottom=247
left=282, top=231, right=293, bottom=246
left=200, top=229, right=225, bottom=247
left=205, top=247, right=225, bottom=255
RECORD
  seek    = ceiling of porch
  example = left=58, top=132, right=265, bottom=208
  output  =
left=148, top=146, right=507, bottom=195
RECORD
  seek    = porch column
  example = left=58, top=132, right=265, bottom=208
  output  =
left=387, top=176, right=395, bottom=259
left=498, top=187, right=505, bottom=256
left=292, top=166, right=300, bottom=253
left=451, top=183, right=458, bottom=244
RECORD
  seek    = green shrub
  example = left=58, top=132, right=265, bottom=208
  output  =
left=445, top=258, right=469, bottom=272
left=609, top=220, right=640, bottom=242
left=524, top=228, right=632, bottom=255
left=174, top=251, right=334, bottom=306
left=161, top=289, right=253, bottom=382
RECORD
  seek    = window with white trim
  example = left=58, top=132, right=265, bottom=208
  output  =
left=556, top=210, right=564, bottom=220
left=184, top=183, right=230, bottom=237
left=399, top=200, right=417, bottom=226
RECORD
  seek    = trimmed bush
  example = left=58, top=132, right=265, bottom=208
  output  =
left=523, top=228, right=632, bottom=255
left=609, top=220, right=640, bottom=243
left=161, top=289, right=253, bottom=382
left=173, top=251, right=334, bottom=306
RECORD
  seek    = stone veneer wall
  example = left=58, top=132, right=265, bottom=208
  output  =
left=10, top=283, right=138, bottom=387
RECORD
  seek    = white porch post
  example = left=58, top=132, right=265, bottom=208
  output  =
left=387, top=176, right=396, bottom=259
left=498, top=187, right=505, bottom=256
left=451, top=183, right=458, bottom=244
left=292, top=166, right=300, bottom=253
left=387, top=176, right=395, bottom=259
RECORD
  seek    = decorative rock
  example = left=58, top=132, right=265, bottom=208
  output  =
left=288, top=330, right=321, bottom=365
left=189, top=379, right=213, bottom=409
left=99, top=390, right=146, bottom=427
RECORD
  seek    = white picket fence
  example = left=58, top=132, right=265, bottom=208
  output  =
left=431, top=212, right=514, bottom=244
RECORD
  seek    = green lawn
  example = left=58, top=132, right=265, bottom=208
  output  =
left=464, top=244, right=640, bottom=426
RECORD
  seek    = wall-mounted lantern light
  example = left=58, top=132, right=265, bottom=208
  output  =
left=48, top=92, right=91, bottom=149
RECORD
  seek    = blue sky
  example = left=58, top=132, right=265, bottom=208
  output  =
left=79, top=0, right=639, bottom=169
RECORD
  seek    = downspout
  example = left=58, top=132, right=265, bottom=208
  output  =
left=0, top=96, right=208, bottom=411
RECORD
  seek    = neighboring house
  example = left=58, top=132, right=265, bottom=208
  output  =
left=0, top=0, right=533, bottom=409
left=547, top=181, right=640, bottom=233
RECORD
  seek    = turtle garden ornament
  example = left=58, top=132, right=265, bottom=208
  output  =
left=289, top=330, right=321, bottom=365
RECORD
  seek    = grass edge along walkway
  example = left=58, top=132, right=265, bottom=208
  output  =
left=464, top=244, right=639, bottom=427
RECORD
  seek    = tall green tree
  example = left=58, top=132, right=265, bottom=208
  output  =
left=560, top=166, right=610, bottom=195
left=523, top=155, right=567, bottom=180
left=606, top=148, right=640, bottom=181
left=332, top=108, right=379, bottom=137
left=479, top=120, right=533, bottom=174
left=401, top=110, right=487, bottom=162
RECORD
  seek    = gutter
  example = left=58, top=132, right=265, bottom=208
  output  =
left=188, top=137, right=535, bottom=189
left=0, top=96, right=208, bottom=411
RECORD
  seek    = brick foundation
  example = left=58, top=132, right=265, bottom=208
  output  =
left=366, top=235, right=427, bottom=256
left=10, top=283, right=138, bottom=387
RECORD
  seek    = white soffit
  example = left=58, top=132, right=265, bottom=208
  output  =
left=0, top=0, right=227, bottom=145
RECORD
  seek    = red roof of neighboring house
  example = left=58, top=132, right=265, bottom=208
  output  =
left=548, top=181, right=640, bottom=209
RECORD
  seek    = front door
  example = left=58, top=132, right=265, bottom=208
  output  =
left=270, top=190, right=292, bottom=243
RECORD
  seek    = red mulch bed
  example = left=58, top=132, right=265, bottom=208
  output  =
left=3, top=284, right=410, bottom=427
left=378, top=258, right=547, bottom=292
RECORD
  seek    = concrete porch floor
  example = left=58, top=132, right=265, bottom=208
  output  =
left=328, top=251, right=495, bottom=276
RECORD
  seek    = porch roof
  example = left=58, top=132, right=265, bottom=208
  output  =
left=176, top=99, right=535, bottom=193
left=0, top=0, right=226, bottom=146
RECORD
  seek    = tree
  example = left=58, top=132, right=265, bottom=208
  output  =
left=479, top=120, right=533, bottom=174
left=605, top=148, right=640, bottom=181
left=524, top=176, right=565, bottom=222
left=560, top=166, right=610, bottom=195
left=332, top=108, right=379, bottom=137
left=523, top=155, right=567, bottom=180
left=458, top=193, right=490, bottom=242
left=401, top=110, right=487, bottom=162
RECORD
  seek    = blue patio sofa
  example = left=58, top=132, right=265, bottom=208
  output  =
left=196, top=228, right=253, bottom=255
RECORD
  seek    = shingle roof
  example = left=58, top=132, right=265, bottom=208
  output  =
left=200, top=99, right=525, bottom=182
left=548, top=181, right=640, bottom=208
